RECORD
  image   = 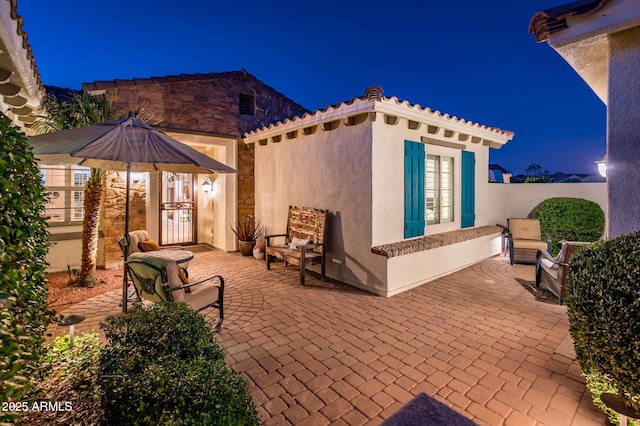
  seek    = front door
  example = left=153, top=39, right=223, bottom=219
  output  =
left=159, top=172, right=196, bottom=245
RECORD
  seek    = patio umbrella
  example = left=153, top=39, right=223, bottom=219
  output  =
left=28, top=113, right=236, bottom=312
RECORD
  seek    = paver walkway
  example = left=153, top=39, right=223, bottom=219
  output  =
left=46, top=249, right=607, bottom=425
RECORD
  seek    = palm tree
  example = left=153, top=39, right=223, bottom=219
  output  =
left=36, top=91, right=121, bottom=286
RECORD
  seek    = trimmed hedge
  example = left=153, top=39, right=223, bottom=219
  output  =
left=567, top=232, right=640, bottom=424
left=100, top=302, right=259, bottom=425
left=0, top=113, right=52, bottom=423
left=532, top=197, right=605, bottom=254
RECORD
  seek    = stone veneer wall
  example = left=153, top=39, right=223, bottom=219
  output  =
left=86, top=71, right=307, bottom=231
left=237, top=142, right=254, bottom=220
left=103, top=172, right=146, bottom=269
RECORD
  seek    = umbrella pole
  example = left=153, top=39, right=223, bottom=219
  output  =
left=122, top=163, right=131, bottom=313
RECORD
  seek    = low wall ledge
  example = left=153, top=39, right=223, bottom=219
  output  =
left=371, top=225, right=502, bottom=258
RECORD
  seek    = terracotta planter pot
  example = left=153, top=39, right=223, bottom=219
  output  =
left=238, top=240, right=256, bottom=256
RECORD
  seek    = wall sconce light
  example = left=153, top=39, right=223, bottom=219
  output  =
left=595, top=154, right=607, bottom=178
left=202, top=176, right=214, bottom=193
left=130, top=172, right=145, bottom=184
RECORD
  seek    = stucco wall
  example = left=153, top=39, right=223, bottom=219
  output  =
left=253, top=119, right=389, bottom=293
left=486, top=182, right=608, bottom=229
left=607, top=26, right=640, bottom=237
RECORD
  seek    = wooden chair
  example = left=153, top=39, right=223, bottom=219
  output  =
left=535, top=241, right=590, bottom=305
left=265, top=206, right=328, bottom=284
left=506, top=218, right=552, bottom=265
left=125, top=257, right=224, bottom=331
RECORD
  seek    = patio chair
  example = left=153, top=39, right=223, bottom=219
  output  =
left=265, top=206, right=328, bottom=285
left=535, top=241, right=590, bottom=305
left=125, top=256, right=224, bottom=331
left=506, top=218, right=552, bottom=265
left=118, top=229, right=185, bottom=257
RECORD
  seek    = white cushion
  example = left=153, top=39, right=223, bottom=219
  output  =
left=289, top=237, right=311, bottom=250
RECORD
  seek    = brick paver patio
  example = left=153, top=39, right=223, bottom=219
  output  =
left=46, top=249, right=607, bottom=425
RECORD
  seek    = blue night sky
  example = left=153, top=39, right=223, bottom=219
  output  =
left=19, top=0, right=606, bottom=175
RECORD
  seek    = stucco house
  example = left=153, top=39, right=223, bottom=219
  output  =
left=43, top=71, right=307, bottom=270
left=244, top=87, right=514, bottom=296
left=530, top=0, right=640, bottom=237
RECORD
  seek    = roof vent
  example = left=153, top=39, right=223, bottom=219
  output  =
left=363, top=86, right=383, bottom=102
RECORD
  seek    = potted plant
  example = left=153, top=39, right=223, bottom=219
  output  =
left=231, top=217, right=264, bottom=256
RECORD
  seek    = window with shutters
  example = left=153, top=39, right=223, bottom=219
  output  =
left=404, top=140, right=475, bottom=238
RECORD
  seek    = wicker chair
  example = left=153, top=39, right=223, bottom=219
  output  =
left=506, top=218, right=552, bottom=265
left=125, top=256, right=224, bottom=331
left=535, top=241, right=591, bottom=305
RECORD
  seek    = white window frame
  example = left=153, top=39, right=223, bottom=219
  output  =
left=41, top=165, right=90, bottom=226
left=424, top=145, right=460, bottom=234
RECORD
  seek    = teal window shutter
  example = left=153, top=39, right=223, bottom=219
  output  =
left=404, top=140, right=425, bottom=238
left=461, top=150, right=475, bottom=228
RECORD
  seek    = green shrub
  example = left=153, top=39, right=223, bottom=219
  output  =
left=0, top=113, right=52, bottom=423
left=566, top=232, right=640, bottom=425
left=532, top=197, right=605, bottom=254
left=100, top=303, right=259, bottom=425
left=17, top=333, right=103, bottom=425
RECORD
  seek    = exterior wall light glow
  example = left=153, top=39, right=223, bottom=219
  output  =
left=595, top=154, right=607, bottom=178
left=202, top=176, right=214, bottom=193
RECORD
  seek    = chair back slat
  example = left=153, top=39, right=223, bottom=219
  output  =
left=286, top=206, right=328, bottom=246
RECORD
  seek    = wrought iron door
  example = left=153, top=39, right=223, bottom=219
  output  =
left=159, top=172, right=196, bottom=245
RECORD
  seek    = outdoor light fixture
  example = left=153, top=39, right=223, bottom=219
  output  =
left=130, top=172, right=145, bottom=184
left=201, top=175, right=214, bottom=193
left=595, top=154, right=607, bottom=178
left=56, top=314, right=86, bottom=349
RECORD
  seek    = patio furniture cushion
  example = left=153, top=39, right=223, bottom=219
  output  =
left=119, top=229, right=151, bottom=256
left=512, top=239, right=549, bottom=250
left=508, top=218, right=541, bottom=240
left=289, top=237, right=311, bottom=250
left=138, top=239, right=161, bottom=252
left=506, top=218, right=552, bottom=265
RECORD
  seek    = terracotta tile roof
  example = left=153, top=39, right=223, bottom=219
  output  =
left=5, top=0, right=45, bottom=100
left=529, top=0, right=608, bottom=42
left=244, top=86, right=514, bottom=139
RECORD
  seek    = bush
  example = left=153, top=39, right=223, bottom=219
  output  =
left=0, top=113, right=52, bottom=423
left=100, top=302, right=259, bottom=425
left=17, top=333, right=103, bottom=425
left=532, top=197, right=605, bottom=254
left=566, top=232, right=640, bottom=425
